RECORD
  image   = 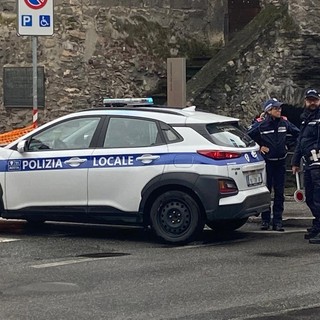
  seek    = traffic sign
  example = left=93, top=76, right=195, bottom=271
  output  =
left=17, top=0, right=54, bottom=36
left=25, top=0, right=48, bottom=10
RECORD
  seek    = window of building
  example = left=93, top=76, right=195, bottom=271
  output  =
left=228, top=0, right=261, bottom=40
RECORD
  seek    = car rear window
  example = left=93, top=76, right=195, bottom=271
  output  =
left=206, top=123, right=255, bottom=148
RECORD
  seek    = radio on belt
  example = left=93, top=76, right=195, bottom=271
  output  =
left=311, top=149, right=318, bottom=162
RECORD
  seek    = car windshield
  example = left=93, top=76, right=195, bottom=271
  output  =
left=206, top=122, right=255, bottom=148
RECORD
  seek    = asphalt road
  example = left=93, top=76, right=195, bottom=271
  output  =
left=0, top=219, right=320, bottom=320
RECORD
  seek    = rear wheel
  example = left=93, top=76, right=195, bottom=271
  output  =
left=150, top=190, right=204, bottom=244
left=206, top=218, right=248, bottom=233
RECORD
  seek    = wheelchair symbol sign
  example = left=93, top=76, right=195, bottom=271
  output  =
left=39, top=15, right=50, bottom=27
left=24, top=0, right=48, bottom=10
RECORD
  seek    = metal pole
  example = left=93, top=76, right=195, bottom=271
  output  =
left=32, top=36, right=38, bottom=128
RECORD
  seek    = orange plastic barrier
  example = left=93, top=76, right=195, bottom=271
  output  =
left=0, top=124, right=35, bottom=146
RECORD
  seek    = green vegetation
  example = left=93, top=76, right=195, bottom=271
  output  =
left=186, top=4, right=289, bottom=99
left=281, top=13, right=299, bottom=34
left=178, top=38, right=220, bottom=59
left=112, top=15, right=219, bottom=59
left=113, top=15, right=169, bottom=57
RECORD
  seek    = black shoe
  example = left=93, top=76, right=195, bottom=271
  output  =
left=272, top=224, right=284, bottom=232
left=305, top=232, right=318, bottom=239
left=309, top=232, right=320, bottom=244
left=260, top=221, right=270, bottom=230
left=304, top=227, right=320, bottom=239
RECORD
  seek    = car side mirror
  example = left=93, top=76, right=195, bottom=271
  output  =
left=17, top=140, right=27, bottom=153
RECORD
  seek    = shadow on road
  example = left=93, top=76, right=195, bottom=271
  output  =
left=0, top=219, right=286, bottom=247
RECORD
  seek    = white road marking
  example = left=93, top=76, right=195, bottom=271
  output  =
left=172, top=244, right=207, bottom=250
left=31, top=257, right=111, bottom=269
left=0, top=237, right=20, bottom=243
left=232, top=302, right=320, bottom=320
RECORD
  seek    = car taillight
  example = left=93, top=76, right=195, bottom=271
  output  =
left=197, top=150, right=241, bottom=160
left=219, top=179, right=238, bottom=195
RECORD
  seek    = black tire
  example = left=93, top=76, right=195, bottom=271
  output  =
left=150, top=190, right=204, bottom=244
left=206, top=218, right=248, bottom=233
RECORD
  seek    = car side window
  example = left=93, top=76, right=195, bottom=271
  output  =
left=104, top=117, right=160, bottom=148
left=206, top=122, right=255, bottom=148
left=163, top=127, right=181, bottom=142
left=158, top=122, right=183, bottom=143
left=28, top=117, right=101, bottom=151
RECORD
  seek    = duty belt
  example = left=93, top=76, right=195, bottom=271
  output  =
left=308, top=151, right=320, bottom=162
left=267, top=155, right=287, bottom=161
left=302, top=150, right=320, bottom=164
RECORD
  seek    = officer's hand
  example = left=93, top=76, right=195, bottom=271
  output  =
left=292, top=166, right=300, bottom=174
left=260, top=146, right=269, bottom=154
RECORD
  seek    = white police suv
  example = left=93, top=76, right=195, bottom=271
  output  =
left=0, top=103, right=270, bottom=244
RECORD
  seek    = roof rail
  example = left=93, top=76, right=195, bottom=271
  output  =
left=103, top=97, right=154, bottom=107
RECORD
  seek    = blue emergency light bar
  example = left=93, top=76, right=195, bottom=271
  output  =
left=103, top=97, right=154, bottom=107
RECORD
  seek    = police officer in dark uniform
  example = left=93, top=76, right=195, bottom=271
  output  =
left=292, top=89, right=320, bottom=243
left=248, top=98, right=300, bottom=231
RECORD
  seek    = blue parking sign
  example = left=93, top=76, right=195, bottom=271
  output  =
left=22, top=15, right=32, bottom=27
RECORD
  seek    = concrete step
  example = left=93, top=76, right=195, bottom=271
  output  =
left=248, top=199, right=313, bottom=228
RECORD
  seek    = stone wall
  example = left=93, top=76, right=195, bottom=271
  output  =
left=0, top=0, right=225, bottom=132
left=0, top=0, right=320, bottom=132
left=187, top=0, right=320, bottom=127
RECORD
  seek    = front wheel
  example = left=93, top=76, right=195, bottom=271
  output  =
left=206, top=218, right=248, bottom=233
left=150, top=190, right=204, bottom=244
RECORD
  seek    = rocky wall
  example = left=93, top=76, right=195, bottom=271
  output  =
left=0, top=0, right=225, bottom=132
left=187, top=1, right=320, bottom=127
left=1, top=0, right=320, bottom=132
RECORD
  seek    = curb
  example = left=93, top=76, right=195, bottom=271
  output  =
left=283, top=217, right=313, bottom=228
left=248, top=216, right=313, bottom=228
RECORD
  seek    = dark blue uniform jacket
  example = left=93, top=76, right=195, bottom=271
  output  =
left=291, top=108, right=320, bottom=166
left=247, top=114, right=300, bottom=161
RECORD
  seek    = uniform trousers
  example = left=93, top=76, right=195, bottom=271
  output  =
left=261, top=159, right=286, bottom=225
left=304, top=165, right=320, bottom=229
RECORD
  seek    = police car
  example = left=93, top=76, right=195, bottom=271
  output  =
left=0, top=100, right=270, bottom=244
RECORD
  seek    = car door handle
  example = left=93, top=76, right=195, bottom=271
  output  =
left=64, top=157, right=87, bottom=167
left=136, top=154, right=160, bottom=164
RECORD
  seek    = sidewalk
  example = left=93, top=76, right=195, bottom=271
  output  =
left=248, top=196, right=313, bottom=228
